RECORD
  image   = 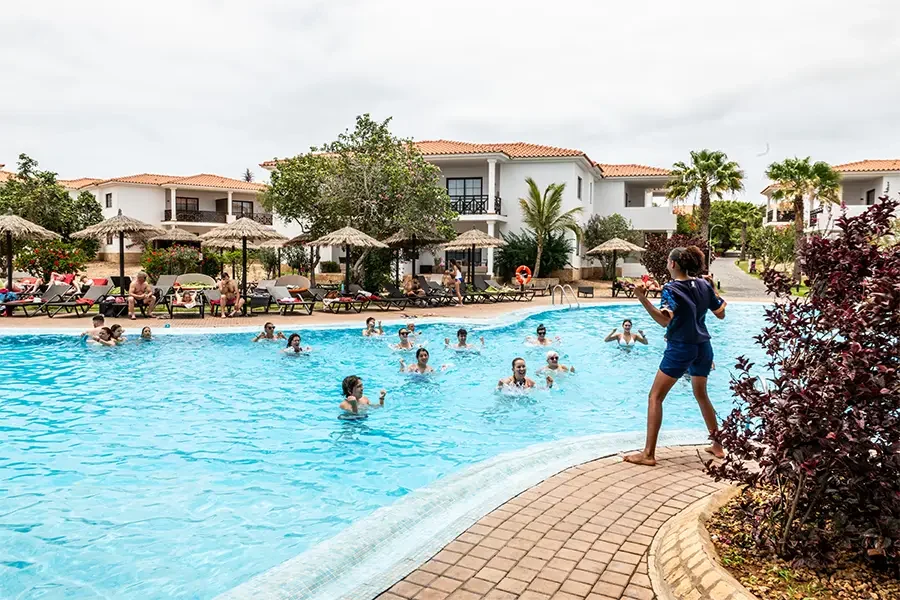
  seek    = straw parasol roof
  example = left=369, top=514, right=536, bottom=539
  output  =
left=198, top=217, right=287, bottom=243
left=441, top=228, right=506, bottom=251
left=284, top=232, right=313, bottom=247
left=0, top=212, right=61, bottom=240
left=147, top=227, right=199, bottom=243
left=306, top=226, right=388, bottom=249
left=382, top=228, right=447, bottom=248
left=71, top=209, right=164, bottom=239
left=585, top=237, right=645, bottom=255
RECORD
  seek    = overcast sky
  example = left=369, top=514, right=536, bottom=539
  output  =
left=2, top=0, right=898, bottom=200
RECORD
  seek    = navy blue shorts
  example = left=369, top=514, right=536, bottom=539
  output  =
left=659, top=341, right=714, bottom=379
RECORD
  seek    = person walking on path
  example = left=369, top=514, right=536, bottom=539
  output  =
left=624, top=246, right=727, bottom=467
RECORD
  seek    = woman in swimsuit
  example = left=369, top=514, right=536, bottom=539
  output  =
left=109, top=324, right=127, bottom=344
left=526, top=324, right=559, bottom=346
left=498, top=357, right=553, bottom=389
left=140, top=326, right=152, bottom=340
left=339, top=375, right=386, bottom=415
left=604, top=319, right=648, bottom=345
left=88, top=327, right=117, bottom=347
left=449, top=259, right=464, bottom=306
left=400, top=348, right=444, bottom=374
left=445, top=328, right=485, bottom=350
left=393, top=328, right=415, bottom=350
left=283, top=333, right=311, bottom=354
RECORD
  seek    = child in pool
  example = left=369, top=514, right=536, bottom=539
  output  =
left=339, top=375, right=386, bottom=415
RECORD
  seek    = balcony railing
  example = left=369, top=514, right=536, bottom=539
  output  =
left=809, top=207, right=823, bottom=227
left=163, top=210, right=273, bottom=225
left=450, top=195, right=502, bottom=215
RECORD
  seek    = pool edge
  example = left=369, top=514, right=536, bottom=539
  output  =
left=215, top=429, right=708, bottom=600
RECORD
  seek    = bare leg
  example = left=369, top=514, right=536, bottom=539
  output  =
left=454, top=281, right=463, bottom=305
left=127, top=296, right=136, bottom=319
left=624, top=370, right=679, bottom=466
left=147, top=295, right=158, bottom=318
left=691, top=375, right=725, bottom=458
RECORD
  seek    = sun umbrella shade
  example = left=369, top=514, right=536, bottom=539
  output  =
left=306, top=226, right=388, bottom=249
left=198, top=217, right=286, bottom=243
left=71, top=210, right=164, bottom=239
left=0, top=213, right=62, bottom=240
left=284, top=233, right=313, bottom=247
left=585, top=237, right=645, bottom=255
left=382, top=229, right=447, bottom=249
left=440, top=228, right=506, bottom=251
left=147, top=228, right=199, bottom=243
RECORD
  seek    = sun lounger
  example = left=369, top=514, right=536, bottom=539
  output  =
left=473, top=276, right=511, bottom=302
left=307, top=287, right=367, bottom=313
left=348, top=284, right=407, bottom=311
left=486, top=278, right=535, bottom=302
left=45, top=283, right=113, bottom=317
left=0, top=283, right=69, bottom=317
left=265, top=285, right=314, bottom=315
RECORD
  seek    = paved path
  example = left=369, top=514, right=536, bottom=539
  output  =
left=710, top=252, right=767, bottom=299
left=376, top=446, right=724, bottom=600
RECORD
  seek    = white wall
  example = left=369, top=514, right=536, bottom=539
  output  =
left=97, top=185, right=164, bottom=255
left=884, top=176, right=900, bottom=200
left=840, top=177, right=882, bottom=206
left=594, top=179, right=675, bottom=233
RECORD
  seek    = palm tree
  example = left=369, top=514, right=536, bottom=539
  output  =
left=765, top=157, right=841, bottom=281
left=242, top=168, right=254, bottom=183
left=666, top=150, right=744, bottom=242
left=734, top=203, right=763, bottom=261
left=518, top=177, right=582, bottom=278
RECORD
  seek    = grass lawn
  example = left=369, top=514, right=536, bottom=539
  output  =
left=735, top=260, right=809, bottom=297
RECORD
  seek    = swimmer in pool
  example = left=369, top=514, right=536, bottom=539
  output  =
left=498, top=357, right=553, bottom=390
left=526, top=324, right=559, bottom=346
left=253, top=322, right=286, bottom=342
left=406, top=322, right=420, bottom=341
left=538, top=350, right=574, bottom=374
left=109, top=324, right=127, bottom=344
left=604, top=319, right=648, bottom=346
left=362, top=317, right=383, bottom=337
left=140, top=326, right=152, bottom=340
left=394, top=328, right=416, bottom=350
left=339, top=375, right=386, bottom=415
left=283, top=333, right=312, bottom=354
left=445, top=328, right=484, bottom=350
left=88, top=327, right=117, bottom=347
left=400, top=347, right=445, bottom=374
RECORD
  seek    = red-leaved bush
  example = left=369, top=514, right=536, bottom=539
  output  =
left=707, top=196, right=900, bottom=572
left=640, top=233, right=710, bottom=282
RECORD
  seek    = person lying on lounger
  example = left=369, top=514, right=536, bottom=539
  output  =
left=253, top=322, right=286, bottom=342
left=339, top=375, right=386, bottom=415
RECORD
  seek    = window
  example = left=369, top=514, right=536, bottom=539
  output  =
left=175, top=197, right=199, bottom=212
left=577, top=176, right=583, bottom=200
left=233, top=200, right=254, bottom=216
left=446, top=178, right=482, bottom=197
left=866, top=189, right=876, bottom=205
left=446, top=249, right=484, bottom=266
left=105, top=193, right=112, bottom=208
left=589, top=181, right=593, bottom=205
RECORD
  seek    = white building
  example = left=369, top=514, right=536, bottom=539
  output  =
left=60, top=173, right=303, bottom=263
left=261, top=140, right=677, bottom=279
left=762, top=159, right=900, bottom=233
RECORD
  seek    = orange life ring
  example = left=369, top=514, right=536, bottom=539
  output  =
left=515, top=265, right=532, bottom=285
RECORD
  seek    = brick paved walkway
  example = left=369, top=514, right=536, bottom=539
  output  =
left=376, top=446, right=724, bottom=600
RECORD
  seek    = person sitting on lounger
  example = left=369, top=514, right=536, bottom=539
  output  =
left=88, top=327, right=117, bottom=347
left=538, top=350, right=574, bottom=374
left=128, top=272, right=158, bottom=320
left=253, top=322, right=286, bottom=342
left=218, top=272, right=244, bottom=318
left=140, top=326, right=152, bottom=340
left=283, top=333, right=311, bottom=354
left=82, top=314, right=105, bottom=338
left=498, top=357, right=553, bottom=390
left=339, top=375, right=386, bottom=415
left=403, top=275, right=428, bottom=301
left=110, top=324, right=127, bottom=344
left=526, top=324, right=559, bottom=346
left=400, top=348, right=445, bottom=374
left=393, top=327, right=416, bottom=350
left=362, top=317, right=383, bottom=337
left=605, top=319, right=648, bottom=346
left=445, top=328, right=484, bottom=350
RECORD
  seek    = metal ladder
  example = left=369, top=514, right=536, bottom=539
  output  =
left=551, top=284, right=580, bottom=308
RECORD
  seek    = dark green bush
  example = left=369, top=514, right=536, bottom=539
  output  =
left=320, top=260, right=340, bottom=273
left=495, top=231, right=572, bottom=281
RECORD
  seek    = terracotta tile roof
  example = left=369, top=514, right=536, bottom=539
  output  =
left=761, top=183, right=783, bottom=195
left=94, top=173, right=264, bottom=191
left=0, top=170, right=15, bottom=183
left=59, top=177, right=101, bottom=190
left=832, top=159, right=900, bottom=173
left=596, top=164, right=671, bottom=178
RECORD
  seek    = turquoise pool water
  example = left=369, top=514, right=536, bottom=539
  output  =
left=0, top=304, right=767, bottom=599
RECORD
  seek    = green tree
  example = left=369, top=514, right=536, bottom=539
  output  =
left=518, top=177, right=582, bottom=278
left=495, top=231, right=573, bottom=282
left=765, top=157, right=841, bottom=280
left=665, top=150, right=745, bottom=242
left=262, top=114, right=456, bottom=284
left=749, top=225, right=795, bottom=272
left=708, top=200, right=764, bottom=258
left=582, top=213, right=640, bottom=279
left=242, top=168, right=254, bottom=183
left=70, top=191, right=104, bottom=259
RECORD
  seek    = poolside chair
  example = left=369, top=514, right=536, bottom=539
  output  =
left=348, top=284, right=407, bottom=311
left=487, top=278, right=535, bottom=302
left=473, top=276, right=511, bottom=302
left=110, top=276, right=131, bottom=295
left=0, top=283, right=69, bottom=317
left=45, top=283, right=113, bottom=317
left=417, top=276, right=454, bottom=306
left=275, top=275, right=311, bottom=290
left=611, top=278, right=636, bottom=298
left=307, top=287, right=367, bottom=313
left=385, top=283, right=428, bottom=308
left=247, top=280, right=276, bottom=314
left=265, top=285, right=314, bottom=315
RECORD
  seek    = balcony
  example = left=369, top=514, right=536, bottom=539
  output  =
left=450, top=195, right=502, bottom=216
left=809, top=207, right=823, bottom=227
left=163, top=210, right=273, bottom=225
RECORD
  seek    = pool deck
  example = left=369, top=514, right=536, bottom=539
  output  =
left=375, top=446, right=724, bottom=600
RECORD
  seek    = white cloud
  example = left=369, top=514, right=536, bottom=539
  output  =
left=1, top=0, right=898, bottom=198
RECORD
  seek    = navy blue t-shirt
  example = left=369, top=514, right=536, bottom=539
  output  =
left=659, top=278, right=725, bottom=344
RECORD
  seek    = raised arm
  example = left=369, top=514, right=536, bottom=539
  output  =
left=377, top=321, right=383, bottom=335
left=634, top=329, right=649, bottom=345
left=634, top=284, right=672, bottom=328
left=604, top=328, right=619, bottom=342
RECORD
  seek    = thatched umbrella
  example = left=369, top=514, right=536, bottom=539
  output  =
left=382, top=228, right=447, bottom=285
left=441, top=228, right=506, bottom=286
left=306, top=226, right=387, bottom=292
left=147, top=227, right=199, bottom=246
left=0, top=211, right=61, bottom=291
left=199, top=218, right=286, bottom=312
left=585, top=237, right=645, bottom=284
left=72, top=209, right=164, bottom=293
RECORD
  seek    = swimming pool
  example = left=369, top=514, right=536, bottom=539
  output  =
left=0, top=303, right=767, bottom=599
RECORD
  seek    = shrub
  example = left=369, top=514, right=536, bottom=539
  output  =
left=708, top=197, right=900, bottom=571
left=200, top=252, right=221, bottom=278
left=320, top=260, right=341, bottom=273
left=257, top=248, right=281, bottom=279
left=640, top=233, right=708, bottom=282
left=749, top=225, right=794, bottom=271
left=582, top=214, right=640, bottom=279
left=14, top=240, right=87, bottom=282
left=495, top=231, right=572, bottom=281
left=361, top=248, right=393, bottom=292
left=140, top=245, right=202, bottom=281
left=283, top=246, right=312, bottom=274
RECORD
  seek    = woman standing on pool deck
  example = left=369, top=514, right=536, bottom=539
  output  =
left=449, top=259, right=464, bottom=306
left=624, top=246, right=726, bottom=467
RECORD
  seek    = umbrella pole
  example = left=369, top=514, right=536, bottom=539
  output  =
left=241, top=237, right=248, bottom=315
left=5, top=232, right=12, bottom=292
left=612, top=250, right=617, bottom=285
left=411, top=234, right=417, bottom=279
left=395, top=250, right=399, bottom=287
left=277, top=247, right=282, bottom=278
left=470, top=244, right=475, bottom=286
left=119, top=232, right=126, bottom=296
left=344, top=244, right=351, bottom=294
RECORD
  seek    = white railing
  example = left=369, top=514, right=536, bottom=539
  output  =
left=551, top=284, right=580, bottom=308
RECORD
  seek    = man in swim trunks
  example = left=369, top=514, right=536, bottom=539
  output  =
left=253, top=322, right=286, bottom=342
left=127, top=272, right=157, bottom=320
left=218, top=271, right=244, bottom=318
